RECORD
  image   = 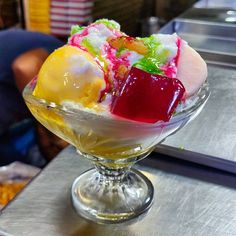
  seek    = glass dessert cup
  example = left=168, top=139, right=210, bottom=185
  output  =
left=23, top=79, right=210, bottom=224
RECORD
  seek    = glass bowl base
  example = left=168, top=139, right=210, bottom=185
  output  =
left=71, top=168, right=154, bottom=224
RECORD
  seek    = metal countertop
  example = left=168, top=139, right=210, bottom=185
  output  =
left=1, top=146, right=236, bottom=236
left=159, top=64, right=236, bottom=173
left=158, top=16, right=236, bottom=173
left=194, top=0, right=236, bottom=9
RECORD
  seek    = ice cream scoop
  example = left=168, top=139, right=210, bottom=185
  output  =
left=33, top=45, right=107, bottom=110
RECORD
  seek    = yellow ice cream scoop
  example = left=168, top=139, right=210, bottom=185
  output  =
left=33, top=45, right=106, bottom=109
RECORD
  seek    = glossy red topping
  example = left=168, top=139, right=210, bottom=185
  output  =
left=111, top=67, right=185, bottom=123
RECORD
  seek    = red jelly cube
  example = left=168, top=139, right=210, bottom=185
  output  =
left=111, top=67, right=185, bottom=123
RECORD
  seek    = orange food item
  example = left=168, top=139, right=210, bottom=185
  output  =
left=0, top=182, right=27, bottom=206
left=108, top=36, right=148, bottom=55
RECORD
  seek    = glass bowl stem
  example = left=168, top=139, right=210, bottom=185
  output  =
left=71, top=155, right=154, bottom=223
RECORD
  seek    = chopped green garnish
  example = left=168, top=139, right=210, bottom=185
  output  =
left=71, top=25, right=84, bottom=36
left=141, top=35, right=161, bottom=50
left=82, top=38, right=98, bottom=55
left=116, top=47, right=126, bottom=57
left=134, top=35, right=170, bottom=74
left=81, top=38, right=108, bottom=72
left=134, top=57, right=163, bottom=75
left=95, top=19, right=120, bottom=30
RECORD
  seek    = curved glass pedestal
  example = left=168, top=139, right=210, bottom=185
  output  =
left=71, top=167, right=154, bottom=223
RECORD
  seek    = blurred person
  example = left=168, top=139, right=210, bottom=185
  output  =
left=0, top=29, right=68, bottom=167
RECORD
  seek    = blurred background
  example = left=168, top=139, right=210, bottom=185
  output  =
left=0, top=0, right=197, bottom=37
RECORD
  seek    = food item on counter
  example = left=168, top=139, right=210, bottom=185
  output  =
left=33, top=19, right=207, bottom=123
left=0, top=162, right=39, bottom=209
left=0, top=182, right=27, bottom=207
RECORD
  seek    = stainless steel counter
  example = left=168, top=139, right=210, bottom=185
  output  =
left=195, top=0, right=236, bottom=9
left=1, top=146, right=236, bottom=236
left=159, top=64, right=236, bottom=173
left=158, top=16, right=236, bottom=173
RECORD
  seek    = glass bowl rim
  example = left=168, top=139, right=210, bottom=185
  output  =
left=23, top=79, right=210, bottom=129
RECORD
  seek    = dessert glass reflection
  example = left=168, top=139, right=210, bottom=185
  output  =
left=23, top=78, right=210, bottom=223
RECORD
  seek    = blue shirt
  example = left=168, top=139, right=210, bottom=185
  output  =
left=0, top=29, right=63, bottom=86
left=0, top=29, right=63, bottom=132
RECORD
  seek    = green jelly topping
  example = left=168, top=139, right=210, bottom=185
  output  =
left=81, top=38, right=108, bottom=71
left=71, top=25, right=84, bottom=36
left=116, top=47, right=126, bottom=57
left=134, top=57, right=163, bottom=75
left=134, top=35, right=170, bottom=75
left=82, top=38, right=98, bottom=55
left=95, top=19, right=120, bottom=30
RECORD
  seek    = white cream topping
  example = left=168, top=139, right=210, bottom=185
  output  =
left=127, top=51, right=143, bottom=66
left=154, top=33, right=178, bottom=61
left=84, top=24, right=114, bottom=52
left=100, top=92, right=112, bottom=107
left=68, top=55, right=103, bottom=78
left=62, top=100, right=110, bottom=116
